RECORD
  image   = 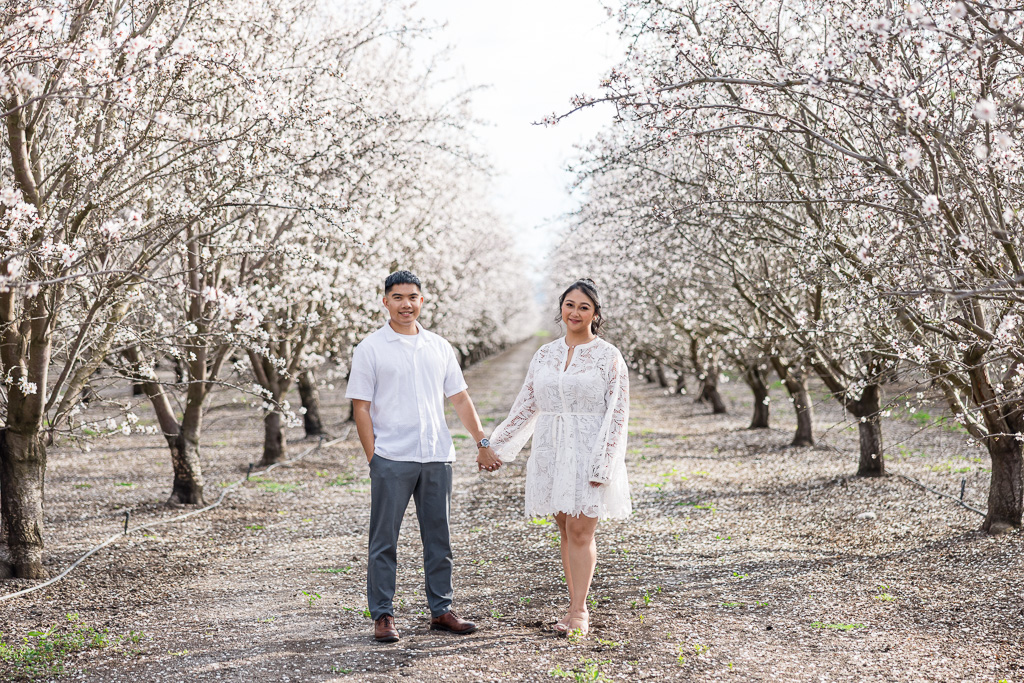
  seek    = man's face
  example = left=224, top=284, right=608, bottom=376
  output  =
left=383, top=283, right=424, bottom=325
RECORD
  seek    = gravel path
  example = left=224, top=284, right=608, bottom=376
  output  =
left=0, top=335, right=1021, bottom=682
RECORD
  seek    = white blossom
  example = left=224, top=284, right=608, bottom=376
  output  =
left=901, top=146, right=922, bottom=170
left=16, top=376, right=38, bottom=396
left=973, top=97, right=997, bottom=123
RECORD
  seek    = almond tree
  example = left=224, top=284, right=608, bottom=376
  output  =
left=565, top=0, right=1024, bottom=529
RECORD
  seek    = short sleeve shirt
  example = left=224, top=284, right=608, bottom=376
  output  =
left=345, top=321, right=468, bottom=463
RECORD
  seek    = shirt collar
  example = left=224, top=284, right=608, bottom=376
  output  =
left=382, top=320, right=423, bottom=342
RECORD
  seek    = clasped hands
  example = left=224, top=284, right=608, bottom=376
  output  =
left=477, top=446, right=502, bottom=472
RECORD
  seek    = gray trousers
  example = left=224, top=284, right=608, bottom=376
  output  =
left=367, top=456, right=454, bottom=620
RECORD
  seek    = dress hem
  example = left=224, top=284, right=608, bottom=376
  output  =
left=524, top=506, right=631, bottom=521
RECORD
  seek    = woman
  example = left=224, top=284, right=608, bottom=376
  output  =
left=488, top=279, right=631, bottom=637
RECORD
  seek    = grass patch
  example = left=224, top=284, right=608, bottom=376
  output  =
left=811, top=621, right=865, bottom=631
left=875, top=585, right=896, bottom=602
left=315, top=566, right=352, bottom=575
left=250, top=477, right=301, bottom=493
left=676, top=501, right=716, bottom=512
left=929, top=463, right=972, bottom=474
left=907, top=411, right=967, bottom=434
left=0, top=615, right=146, bottom=679
left=549, top=657, right=611, bottom=681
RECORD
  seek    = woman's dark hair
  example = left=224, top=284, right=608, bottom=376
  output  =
left=555, top=278, right=603, bottom=334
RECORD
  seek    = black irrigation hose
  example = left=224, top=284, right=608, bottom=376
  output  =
left=0, top=430, right=350, bottom=604
left=891, top=473, right=985, bottom=517
left=767, top=426, right=987, bottom=518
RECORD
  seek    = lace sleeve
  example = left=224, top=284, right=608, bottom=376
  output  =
left=489, top=353, right=540, bottom=462
left=589, top=350, right=629, bottom=484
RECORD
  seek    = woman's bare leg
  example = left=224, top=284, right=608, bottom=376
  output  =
left=564, top=513, right=598, bottom=635
left=553, top=512, right=574, bottom=629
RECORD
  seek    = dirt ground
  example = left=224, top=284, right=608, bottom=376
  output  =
left=1, top=335, right=1022, bottom=682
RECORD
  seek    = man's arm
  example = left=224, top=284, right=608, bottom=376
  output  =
left=352, top=399, right=375, bottom=463
left=448, top=390, right=502, bottom=471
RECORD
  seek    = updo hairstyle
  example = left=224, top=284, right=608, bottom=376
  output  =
left=555, top=278, right=603, bottom=335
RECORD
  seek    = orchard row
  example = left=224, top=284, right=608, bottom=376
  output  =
left=558, top=0, right=1024, bottom=532
left=0, top=1, right=534, bottom=578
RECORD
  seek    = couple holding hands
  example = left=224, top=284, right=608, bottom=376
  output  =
left=346, top=271, right=631, bottom=643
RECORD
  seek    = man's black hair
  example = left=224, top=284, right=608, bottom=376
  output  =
left=384, top=270, right=422, bottom=295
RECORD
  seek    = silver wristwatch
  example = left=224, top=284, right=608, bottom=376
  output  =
left=477, top=438, right=490, bottom=449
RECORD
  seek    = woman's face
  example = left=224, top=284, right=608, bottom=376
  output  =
left=561, top=288, right=596, bottom=335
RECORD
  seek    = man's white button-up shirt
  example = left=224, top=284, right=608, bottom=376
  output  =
left=345, top=321, right=468, bottom=463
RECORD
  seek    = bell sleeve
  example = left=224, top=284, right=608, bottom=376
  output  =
left=589, top=349, right=630, bottom=484
left=489, top=353, right=540, bottom=462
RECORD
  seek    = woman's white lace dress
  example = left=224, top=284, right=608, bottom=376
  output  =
left=490, top=337, right=631, bottom=520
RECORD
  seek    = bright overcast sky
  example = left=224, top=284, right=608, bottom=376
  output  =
left=409, top=1, right=625, bottom=270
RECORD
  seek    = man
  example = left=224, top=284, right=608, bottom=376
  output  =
left=346, top=270, right=502, bottom=643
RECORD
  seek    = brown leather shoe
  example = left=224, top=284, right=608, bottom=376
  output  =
left=429, top=610, right=478, bottom=634
left=374, top=614, right=399, bottom=643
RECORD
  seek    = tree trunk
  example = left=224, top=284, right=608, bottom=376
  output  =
left=982, top=435, right=1023, bottom=533
left=654, top=363, right=669, bottom=389
left=674, top=369, right=687, bottom=395
left=260, top=410, right=287, bottom=466
left=743, top=363, right=770, bottom=429
left=771, top=359, right=814, bottom=446
left=697, top=379, right=727, bottom=414
left=639, top=358, right=655, bottom=384
left=788, top=376, right=815, bottom=447
left=167, top=431, right=205, bottom=504
left=0, top=429, right=48, bottom=578
left=852, top=384, right=884, bottom=477
left=298, top=369, right=326, bottom=437
left=125, top=346, right=206, bottom=506
left=965, top=361, right=1024, bottom=533
left=690, top=338, right=726, bottom=413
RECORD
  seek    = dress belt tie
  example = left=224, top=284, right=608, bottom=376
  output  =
left=541, top=413, right=602, bottom=482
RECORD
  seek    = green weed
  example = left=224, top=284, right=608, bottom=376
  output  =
left=550, top=658, right=611, bottom=680
left=811, top=621, right=865, bottom=631
left=874, top=585, right=896, bottom=602
left=251, top=477, right=300, bottom=493
left=0, top=615, right=144, bottom=679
